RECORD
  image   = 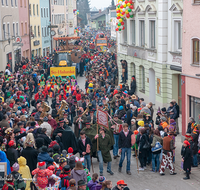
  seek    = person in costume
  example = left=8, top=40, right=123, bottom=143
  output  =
left=71, top=75, right=77, bottom=90
left=87, top=83, right=93, bottom=94
left=0, top=150, right=11, bottom=175
left=39, top=74, right=46, bottom=87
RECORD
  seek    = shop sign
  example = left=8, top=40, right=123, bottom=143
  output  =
left=34, top=40, right=40, bottom=46
left=13, top=36, right=23, bottom=46
left=50, top=67, right=76, bottom=77
left=127, top=46, right=147, bottom=59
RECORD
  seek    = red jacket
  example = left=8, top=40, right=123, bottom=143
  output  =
left=76, top=93, right=81, bottom=101
left=48, top=119, right=57, bottom=130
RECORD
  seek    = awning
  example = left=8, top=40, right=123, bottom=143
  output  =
left=170, top=65, right=182, bottom=72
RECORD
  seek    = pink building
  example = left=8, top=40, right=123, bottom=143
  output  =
left=18, top=0, right=30, bottom=59
left=181, top=0, right=200, bottom=135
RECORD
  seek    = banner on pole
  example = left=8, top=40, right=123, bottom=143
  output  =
left=97, top=110, right=109, bottom=130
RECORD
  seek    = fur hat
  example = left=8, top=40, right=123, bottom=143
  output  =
left=38, top=162, right=46, bottom=169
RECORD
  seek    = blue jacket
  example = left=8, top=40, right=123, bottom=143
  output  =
left=37, top=152, right=54, bottom=165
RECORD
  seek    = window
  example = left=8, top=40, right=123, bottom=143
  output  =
left=38, top=26, right=40, bottom=36
left=21, top=23, right=24, bottom=36
left=52, top=0, right=54, bottom=5
left=11, top=0, right=13, bottom=6
left=25, top=22, right=27, bottom=34
left=46, top=8, right=48, bottom=17
left=66, top=0, right=67, bottom=5
left=174, top=21, right=182, bottom=51
left=130, top=20, right=135, bottom=45
left=20, top=0, right=22, bottom=7
left=16, top=23, right=18, bottom=36
left=3, top=24, right=6, bottom=39
left=44, top=8, right=46, bottom=17
left=36, top=5, right=39, bottom=15
left=139, top=20, right=145, bottom=47
left=29, top=4, right=31, bottom=16
left=190, top=96, right=200, bottom=124
left=123, top=21, right=127, bottom=43
left=193, top=39, right=200, bottom=65
left=30, top=26, right=33, bottom=36
left=5, top=0, right=8, bottom=6
left=45, top=27, right=46, bottom=37
left=150, top=21, right=155, bottom=48
left=47, top=27, right=49, bottom=36
left=139, top=66, right=145, bottom=92
left=2, top=0, right=4, bottom=6
left=111, top=12, right=116, bottom=17
left=13, top=23, right=15, bottom=37
left=7, top=23, right=10, bottom=38
left=42, top=27, right=44, bottom=36
left=33, top=4, right=35, bottom=15
left=34, top=26, right=36, bottom=37
left=15, top=0, right=17, bottom=6
left=41, top=8, right=43, bottom=17
left=24, top=0, right=26, bottom=7
left=194, top=0, right=200, bottom=4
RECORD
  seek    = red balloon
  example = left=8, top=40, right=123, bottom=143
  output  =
left=116, top=22, right=118, bottom=25
left=121, top=11, right=125, bottom=15
left=130, top=5, right=134, bottom=9
left=117, top=16, right=121, bottom=19
left=121, top=22, right=124, bottom=25
left=120, top=5, right=123, bottom=8
left=116, top=4, right=119, bottom=6
left=129, top=0, right=133, bottom=3
left=116, top=10, right=120, bottom=13
left=125, top=0, right=128, bottom=3
left=116, top=28, right=119, bottom=31
left=126, top=13, right=130, bottom=18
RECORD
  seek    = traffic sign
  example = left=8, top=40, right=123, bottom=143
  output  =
left=48, top=25, right=58, bottom=28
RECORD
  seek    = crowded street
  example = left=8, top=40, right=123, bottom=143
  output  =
left=0, top=0, right=200, bottom=190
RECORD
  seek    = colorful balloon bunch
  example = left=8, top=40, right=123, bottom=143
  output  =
left=116, top=0, right=134, bottom=31
left=74, top=27, right=81, bottom=34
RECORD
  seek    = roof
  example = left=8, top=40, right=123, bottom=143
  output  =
left=91, top=9, right=108, bottom=20
left=53, top=37, right=80, bottom=41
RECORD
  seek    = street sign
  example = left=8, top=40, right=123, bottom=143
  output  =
left=48, top=25, right=58, bottom=28
left=15, top=36, right=22, bottom=43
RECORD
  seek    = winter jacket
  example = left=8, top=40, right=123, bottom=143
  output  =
left=191, top=130, right=199, bottom=155
left=34, top=111, right=42, bottom=121
left=48, top=118, right=57, bottom=130
left=118, top=130, right=133, bottom=149
left=87, top=180, right=98, bottom=190
left=7, top=147, right=18, bottom=166
left=40, top=122, right=52, bottom=137
left=70, top=169, right=87, bottom=186
left=139, top=134, right=149, bottom=151
left=182, top=146, right=192, bottom=172
left=12, top=171, right=26, bottom=190
left=21, top=147, right=38, bottom=173
left=95, top=184, right=102, bottom=190
left=37, top=133, right=51, bottom=147
left=112, top=186, right=120, bottom=190
left=167, top=106, right=177, bottom=120
left=18, top=156, right=32, bottom=190
left=37, top=152, right=54, bottom=165
left=78, top=136, right=92, bottom=157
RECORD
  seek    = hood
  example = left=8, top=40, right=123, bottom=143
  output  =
left=18, top=156, right=27, bottom=166
left=0, top=151, right=8, bottom=162
left=74, top=169, right=85, bottom=176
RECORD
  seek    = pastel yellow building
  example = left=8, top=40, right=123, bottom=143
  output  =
left=29, top=0, right=42, bottom=57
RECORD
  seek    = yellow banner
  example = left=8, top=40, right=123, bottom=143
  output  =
left=50, top=67, right=76, bottom=77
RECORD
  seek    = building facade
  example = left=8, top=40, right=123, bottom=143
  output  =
left=0, top=0, right=20, bottom=71
left=30, top=0, right=42, bottom=57
left=181, top=0, right=200, bottom=136
left=117, top=0, right=183, bottom=111
left=51, top=0, right=77, bottom=50
left=19, top=0, right=30, bottom=59
left=40, top=0, right=51, bottom=56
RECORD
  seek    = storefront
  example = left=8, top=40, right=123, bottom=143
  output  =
left=6, top=52, right=12, bottom=71
left=14, top=49, right=21, bottom=64
left=189, top=96, right=200, bottom=124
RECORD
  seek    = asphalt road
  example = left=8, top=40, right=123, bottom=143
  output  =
left=76, top=75, right=200, bottom=190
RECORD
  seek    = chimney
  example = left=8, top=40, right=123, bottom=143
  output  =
left=99, top=9, right=101, bottom=13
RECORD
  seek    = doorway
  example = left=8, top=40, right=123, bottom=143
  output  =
left=149, top=68, right=155, bottom=104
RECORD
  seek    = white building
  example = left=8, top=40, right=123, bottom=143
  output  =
left=117, top=0, right=183, bottom=109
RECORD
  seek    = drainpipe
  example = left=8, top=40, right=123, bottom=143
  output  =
left=49, top=0, right=52, bottom=54
left=28, top=0, right=32, bottom=60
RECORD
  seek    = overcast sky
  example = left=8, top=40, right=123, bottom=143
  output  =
left=90, top=0, right=112, bottom=9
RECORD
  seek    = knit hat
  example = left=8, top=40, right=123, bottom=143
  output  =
left=68, top=147, right=73, bottom=154
left=138, top=120, right=144, bottom=127
left=184, top=140, right=190, bottom=147
left=12, top=163, right=19, bottom=172
left=8, top=140, right=15, bottom=147
left=38, top=162, right=46, bottom=169
left=41, top=146, right=48, bottom=152
left=119, top=106, right=124, bottom=111
left=69, top=179, right=76, bottom=189
left=161, top=117, right=167, bottom=122
left=43, top=117, right=48, bottom=122
left=98, top=176, right=106, bottom=183
left=140, top=102, right=146, bottom=107
left=134, top=130, right=139, bottom=135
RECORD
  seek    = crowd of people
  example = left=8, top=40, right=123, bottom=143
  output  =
left=0, top=29, right=199, bottom=190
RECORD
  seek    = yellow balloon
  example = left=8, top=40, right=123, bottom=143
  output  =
left=127, top=3, right=131, bottom=6
left=119, top=19, right=122, bottom=22
left=117, top=13, right=121, bottom=17
left=123, top=4, right=126, bottom=8
left=125, top=10, right=129, bottom=14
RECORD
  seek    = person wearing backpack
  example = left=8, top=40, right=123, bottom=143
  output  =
left=11, top=163, right=26, bottom=190
left=59, top=165, right=71, bottom=190
left=151, top=129, right=163, bottom=172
